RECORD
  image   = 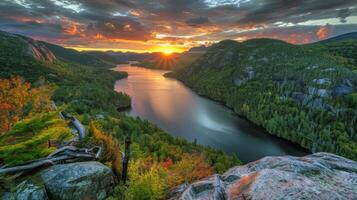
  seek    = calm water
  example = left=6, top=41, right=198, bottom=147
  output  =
left=114, top=64, right=309, bottom=163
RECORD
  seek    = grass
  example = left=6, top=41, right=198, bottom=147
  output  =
left=0, top=112, right=73, bottom=166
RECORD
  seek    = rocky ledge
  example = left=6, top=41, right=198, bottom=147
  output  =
left=168, top=153, right=357, bottom=200
left=2, top=161, right=115, bottom=200
left=41, top=161, right=115, bottom=200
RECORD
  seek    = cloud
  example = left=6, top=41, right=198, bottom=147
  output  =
left=0, top=0, right=356, bottom=50
left=86, top=18, right=154, bottom=41
left=316, top=24, right=331, bottom=40
left=235, top=0, right=357, bottom=25
left=186, top=16, right=210, bottom=26
left=337, top=8, right=352, bottom=23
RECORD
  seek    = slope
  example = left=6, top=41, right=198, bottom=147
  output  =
left=170, top=38, right=357, bottom=160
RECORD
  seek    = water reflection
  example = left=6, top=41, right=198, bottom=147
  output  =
left=114, top=64, right=309, bottom=163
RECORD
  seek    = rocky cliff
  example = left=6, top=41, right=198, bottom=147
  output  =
left=0, top=30, right=56, bottom=63
left=23, top=37, right=56, bottom=63
left=168, top=153, right=357, bottom=200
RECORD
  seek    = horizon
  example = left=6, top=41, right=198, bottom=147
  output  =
left=1, top=0, right=357, bottom=53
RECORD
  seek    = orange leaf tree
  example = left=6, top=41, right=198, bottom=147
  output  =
left=0, top=76, right=53, bottom=134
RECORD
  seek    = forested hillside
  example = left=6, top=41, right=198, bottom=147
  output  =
left=313, top=40, right=357, bottom=70
left=169, top=38, right=357, bottom=161
left=42, top=42, right=118, bottom=68
left=0, top=31, right=239, bottom=199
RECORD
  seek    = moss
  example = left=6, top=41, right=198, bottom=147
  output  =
left=0, top=112, right=73, bottom=166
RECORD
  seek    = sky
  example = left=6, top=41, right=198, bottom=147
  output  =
left=0, top=0, right=357, bottom=53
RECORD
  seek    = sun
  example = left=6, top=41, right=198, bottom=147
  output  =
left=163, top=49, right=173, bottom=56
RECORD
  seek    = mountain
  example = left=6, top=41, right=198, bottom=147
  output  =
left=0, top=30, right=56, bottom=63
left=312, top=38, right=357, bottom=69
left=42, top=42, right=117, bottom=68
left=0, top=30, right=130, bottom=112
left=186, top=45, right=208, bottom=54
left=42, top=43, right=152, bottom=68
left=0, top=31, right=126, bottom=68
left=105, top=51, right=153, bottom=63
left=317, top=32, right=357, bottom=43
left=135, top=46, right=208, bottom=70
left=169, top=153, right=357, bottom=200
left=169, top=38, right=357, bottom=161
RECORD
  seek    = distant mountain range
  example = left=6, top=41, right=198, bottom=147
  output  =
left=317, top=32, right=357, bottom=43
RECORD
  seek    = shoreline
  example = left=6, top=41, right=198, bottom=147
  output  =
left=166, top=72, right=311, bottom=156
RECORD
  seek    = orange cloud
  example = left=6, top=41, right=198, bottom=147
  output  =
left=4, top=15, right=46, bottom=24
left=130, top=10, right=141, bottom=17
left=316, top=25, right=330, bottom=40
left=64, top=24, right=79, bottom=35
left=94, top=33, right=104, bottom=39
left=62, top=17, right=85, bottom=36
left=287, top=33, right=313, bottom=44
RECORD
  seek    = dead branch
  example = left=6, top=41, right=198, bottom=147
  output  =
left=0, top=146, right=102, bottom=175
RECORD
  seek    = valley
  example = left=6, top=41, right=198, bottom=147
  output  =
left=0, top=31, right=356, bottom=200
left=114, top=65, right=308, bottom=163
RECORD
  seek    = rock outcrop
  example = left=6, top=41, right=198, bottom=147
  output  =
left=25, top=38, right=56, bottom=63
left=168, top=153, right=357, bottom=200
left=0, top=30, right=56, bottom=63
left=40, top=161, right=115, bottom=200
left=2, top=180, right=48, bottom=200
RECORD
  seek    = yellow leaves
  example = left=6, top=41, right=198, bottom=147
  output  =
left=126, top=159, right=166, bottom=200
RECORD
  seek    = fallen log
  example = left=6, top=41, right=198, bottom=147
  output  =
left=47, top=145, right=79, bottom=158
left=0, top=146, right=102, bottom=175
left=71, top=117, right=86, bottom=141
left=58, top=111, right=86, bottom=142
left=0, top=156, right=63, bottom=174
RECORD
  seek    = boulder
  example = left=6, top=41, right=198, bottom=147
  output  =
left=305, top=98, right=326, bottom=110
left=291, top=92, right=311, bottom=105
left=169, top=153, right=357, bottom=200
left=333, top=79, right=354, bottom=96
left=40, top=161, right=115, bottom=200
left=307, top=87, right=330, bottom=98
left=2, top=180, right=48, bottom=200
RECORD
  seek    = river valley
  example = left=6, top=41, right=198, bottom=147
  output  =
left=114, top=64, right=309, bottom=163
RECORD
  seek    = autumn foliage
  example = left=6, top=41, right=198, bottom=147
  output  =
left=0, top=76, right=53, bottom=134
left=89, top=121, right=122, bottom=170
left=165, top=154, right=214, bottom=188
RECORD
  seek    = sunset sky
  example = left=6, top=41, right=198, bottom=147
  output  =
left=1, top=0, right=357, bottom=53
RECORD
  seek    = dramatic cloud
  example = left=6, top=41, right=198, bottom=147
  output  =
left=86, top=18, right=154, bottom=41
left=316, top=24, right=331, bottom=40
left=0, top=0, right=356, bottom=52
left=186, top=17, right=210, bottom=27
left=338, top=8, right=352, bottom=23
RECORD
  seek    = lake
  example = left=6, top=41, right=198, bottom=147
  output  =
left=114, top=64, right=309, bottom=163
